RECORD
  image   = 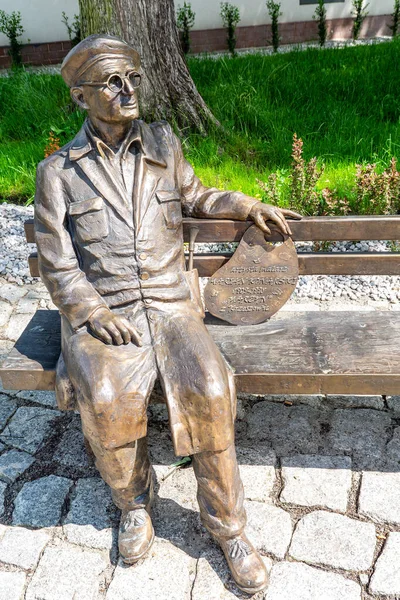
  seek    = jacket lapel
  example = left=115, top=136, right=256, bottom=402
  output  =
left=68, top=121, right=168, bottom=232
left=69, top=125, right=134, bottom=228
left=134, top=121, right=167, bottom=233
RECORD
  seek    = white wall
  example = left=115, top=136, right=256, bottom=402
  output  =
left=0, top=0, right=391, bottom=46
left=190, top=0, right=393, bottom=30
left=0, top=0, right=78, bottom=46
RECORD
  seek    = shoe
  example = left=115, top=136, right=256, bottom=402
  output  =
left=118, top=508, right=155, bottom=564
left=217, top=532, right=268, bottom=594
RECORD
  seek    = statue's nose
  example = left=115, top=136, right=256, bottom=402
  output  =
left=122, top=78, right=135, bottom=95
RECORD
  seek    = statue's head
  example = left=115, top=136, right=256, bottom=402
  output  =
left=61, top=34, right=141, bottom=125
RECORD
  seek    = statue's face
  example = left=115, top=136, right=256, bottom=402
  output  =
left=73, top=57, right=140, bottom=124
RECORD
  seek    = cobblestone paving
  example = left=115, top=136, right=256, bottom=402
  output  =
left=1, top=279, right=400, bottom=599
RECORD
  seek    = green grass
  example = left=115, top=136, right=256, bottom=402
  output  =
left=1, top=40, right=400, bottom=210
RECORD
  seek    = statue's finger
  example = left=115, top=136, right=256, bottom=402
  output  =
left=127, top=324, right=143, bottom=347
left=269, top=211, right=290, bottom=236
left=97, top=327, right=113, bottom=345
left=105, top=324, right=124, bottom=346
left=281, top=209, right=302, bottom=219
left=114, top=318, right=132, bottom=344
left=255, top=214, right=271, bottom=235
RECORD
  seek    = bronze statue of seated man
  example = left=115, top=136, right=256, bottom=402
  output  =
left=34, top=34, right=299, bottom=595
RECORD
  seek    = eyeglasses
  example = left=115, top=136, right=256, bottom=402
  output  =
left=79, top=71, right=142, bottom=93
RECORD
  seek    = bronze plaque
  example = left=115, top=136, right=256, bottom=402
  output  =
left=204, top=225, right=299, bottom=325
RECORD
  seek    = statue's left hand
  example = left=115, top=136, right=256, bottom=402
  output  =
left=249, top=203, right=302, bottom=236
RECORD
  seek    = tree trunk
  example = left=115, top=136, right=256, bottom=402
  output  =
left=78, top=0, right=217, bottom=133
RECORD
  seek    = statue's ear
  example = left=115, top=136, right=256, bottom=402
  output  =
left=71, top=87, right=89, bottom=110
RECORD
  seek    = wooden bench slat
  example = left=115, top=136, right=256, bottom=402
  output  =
left=2, top=310, right=400, bottom=395
left=28, top=252, right=400, bottom=278
left=25, top=215, right=400, bottom=244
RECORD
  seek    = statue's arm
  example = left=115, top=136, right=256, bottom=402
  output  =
left=34, top=159, right=109, bottom=330
left=169, top=126, right=301, bottom=235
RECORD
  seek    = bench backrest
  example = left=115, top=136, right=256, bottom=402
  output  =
left=24, top=215, right=400, bottom=277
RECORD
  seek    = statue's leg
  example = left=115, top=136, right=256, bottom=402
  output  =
left=83, top=434, right=153, bottom=512
left=60, top=305, right=157, bottom=563
left=191, top=443, right=246, bottom=539
left=149, top=299, right=268, bottom=593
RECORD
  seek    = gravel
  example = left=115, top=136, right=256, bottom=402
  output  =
left=0, top=203, right=35, bottom=286
left=2, top=200, right=400, bottom=304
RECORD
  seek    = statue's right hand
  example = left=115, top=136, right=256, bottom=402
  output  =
left=87, top=307, right=143, bottom=346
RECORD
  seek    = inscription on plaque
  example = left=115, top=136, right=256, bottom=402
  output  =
left=204, top=225, right=299, bottom=325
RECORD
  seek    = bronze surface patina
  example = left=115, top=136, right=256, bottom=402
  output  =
left=34, top=34, right=300, bottom=594
left=204, top=225, right=299, bottom=325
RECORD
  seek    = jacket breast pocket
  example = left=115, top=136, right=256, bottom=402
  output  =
left=68, top=196, right=109, bottom=243
left=155, top=190, right=182, bottom=230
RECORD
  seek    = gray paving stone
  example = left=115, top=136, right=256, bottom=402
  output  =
left=16, top=390, right=57, bottom=409
left=15, top=298, right=38, bottom=314
left=6, top=313, right=35, bottom=342
left=0, top=301, right=12, bottom=327
left=0, top=284, right=27, bottom=304
left=326, top=395, right=385, bottom=410
left=369, top=532, right=400, bottom=596
left=0, top=340, right=14, bottom=362
left=387, top=427, right=400, bottom=463
left=0, top=406, right=61, bottom=453
left=25, top=542, right=108, bottom=600
left=192, top=548, right=273, bottom=600
left=155, top=463, right=198, bottom=511
left=54, top=426, right=89, bottom=468
left=0, top=527, right=51, bottom=570
left=152, top=464, right=201, bottom=545
left=237, top=447, right=276, bottom=503
left=387, top=395, right=400, bottom=417
left=0, top=449, right=35, bottom=483
left=0, top=481, right=6, bottom=517
left=0, top=571, right=27, bottom=600
left=247, top=402, right=325, bottom=454
left=253, top=394, right=325, bottom=409
left=265, top=562, right=361, bottom=600
left=0, top=442, right=5, bottom=452
left=13, top=475, right=73, bottom=527
left=106, top=541, right=196, bottom=600
left=25, top=285, right=49, bottom=300
left=245, top=500, right=292, bottom=559
left=359, top=471, right=400, bottom=524
left=64, top=478, right=115, bottom=550
left=280, top=455, right=352, bottom=511
left=328, top=409, right=392, bottom=467
left=0, top=395, right=17, bottom=430
left=289, top=510, right=376, bottom=572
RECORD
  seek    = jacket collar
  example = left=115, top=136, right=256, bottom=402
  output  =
left=68, top=119, right=167, bottom=168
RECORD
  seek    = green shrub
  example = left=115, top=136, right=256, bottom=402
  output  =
left=352, top=0, right=369, bottom=40
left=266, top=0, right=282, bottom=53
left=62, top=12, right=81, bottom=47
left=389, top=0, right=400, bottom=38
left=177, top=2, right=195, bottom=55
left=220, top=2, right=240, bottom=57
left=313, top=0, right=327, bottom=47
left=0, top=10, right=24, bottom=68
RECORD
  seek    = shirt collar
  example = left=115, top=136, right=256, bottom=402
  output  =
left=68, top=118, right=167, bottom=168
left=85, top=119, right=141, bottom=160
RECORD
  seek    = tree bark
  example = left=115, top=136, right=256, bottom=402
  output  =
left=78, top=0, right=217, bottom=133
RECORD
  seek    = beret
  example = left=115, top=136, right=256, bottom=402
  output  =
left=61, top=34, right=141, bottom=87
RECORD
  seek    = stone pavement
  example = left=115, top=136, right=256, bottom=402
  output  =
left=2, top=280, right=400, bottom=599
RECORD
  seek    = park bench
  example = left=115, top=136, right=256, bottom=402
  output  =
left=1, top=215, right=400, bottom=398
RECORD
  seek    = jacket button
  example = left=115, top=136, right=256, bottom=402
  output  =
left=139, top=253, right=148, bottom=260
left=144, top=298, right=153, bottom=305
left=140, top=272, right=150, bottom=281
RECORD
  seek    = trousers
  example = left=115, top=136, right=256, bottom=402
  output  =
left=62, top=297, right=247, bottom=537
left=88, top=435, right=247, bottom=538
